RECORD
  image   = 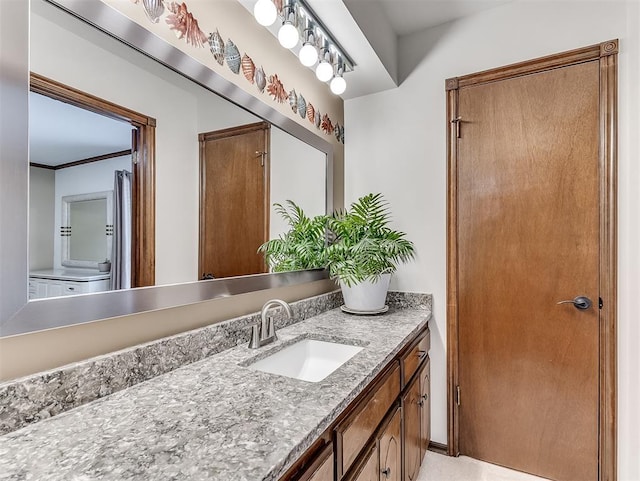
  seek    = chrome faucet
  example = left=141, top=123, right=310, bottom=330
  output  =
left=249, top=299, right=293, bottom=349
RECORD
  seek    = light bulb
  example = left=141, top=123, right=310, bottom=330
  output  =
left=253, top=0, right=277, bottom=27
left=278, top=22, right=299, bottom=49
left=316, top=60, right=333, bottom=82
left=299, top=43, right=318, bottom=67
left=330, top=76, right=346, bottom=95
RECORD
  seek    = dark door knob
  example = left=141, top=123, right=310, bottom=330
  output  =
left=557, top=296, right=592, bottom=310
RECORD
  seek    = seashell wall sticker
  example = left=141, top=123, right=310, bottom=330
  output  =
left=130, top=0, right=343, bottom=143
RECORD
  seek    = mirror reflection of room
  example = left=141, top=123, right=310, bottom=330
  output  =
left=27, top=0, right=327, bottom=300
left=28, top=91, right=132, bottom=299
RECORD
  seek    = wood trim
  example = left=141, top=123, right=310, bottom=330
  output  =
left=30, top=73, right=155, bottom=126
left=29, top=163, right=55, bottom=170
left=198, top=121, right=270, bottom=142
left=450, top=40, right=617, bottom=89
left=30, top=72, right=156, bottom=288
left=428, top=441, right=448, bottom=456
left=446, top=43, right=618, bottom=481
left=132, top=126, right=156, bottom=287
left=31, top=150, right=132, bottom=171
left=263, top=124, right=271, bottom=273
left=446, top=82, right=460, bottom=457
left=598, top=48, right=618, bottom=481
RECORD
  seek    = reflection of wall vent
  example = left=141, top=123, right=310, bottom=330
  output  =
left=60, top=226, right=71, bottom=237
left=106, top=224, right=114, bottom=236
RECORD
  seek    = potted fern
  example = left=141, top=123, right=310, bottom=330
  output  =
left=260, top=194, right=415, bottom=313
left=258, top=201, right=328, bottom=272
left=326, top=193, right=415, bottom=312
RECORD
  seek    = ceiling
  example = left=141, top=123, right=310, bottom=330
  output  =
left=29, top=92, right=132, bottom=166
left=352, top=0, right=512, bottom=37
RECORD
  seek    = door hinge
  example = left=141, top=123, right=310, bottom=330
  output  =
left=451, top=117, right=462, bottom=138
left=456, top=385, right=461, bottom=406
left=599, top=297, right=603, bottom=309
left=255, top=150, right=267, bottom=167
left=132, top=151, right=138, bottom=165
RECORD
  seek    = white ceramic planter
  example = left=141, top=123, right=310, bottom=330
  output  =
left=340, top=273, right=391, bottom=311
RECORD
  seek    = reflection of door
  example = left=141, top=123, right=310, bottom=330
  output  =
left=199, top=122, right=270, bottom=279
left=448, top=42, right=617, bottom=481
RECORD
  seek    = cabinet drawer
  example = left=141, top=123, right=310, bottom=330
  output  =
left=337, top=361, right=400, bottom=476
left=401, top=329, right=430, bottom=387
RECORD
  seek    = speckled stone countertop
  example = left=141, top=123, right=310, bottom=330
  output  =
left=0, top=306, right=430, bottom=481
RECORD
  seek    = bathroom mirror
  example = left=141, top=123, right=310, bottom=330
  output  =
left=61, top=191, right=113, bottom=268
left=0, top=0, right=334, bottom=336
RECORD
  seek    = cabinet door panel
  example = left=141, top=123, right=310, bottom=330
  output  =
left=309, top=451, right=333, bottom=481
left=419, top=359, right=431, bottom=460
left=403, top=376, right=421, bottom=481
left=350, top=445, right=378, bottom=481
left=379, top=407, right=401, bottom=481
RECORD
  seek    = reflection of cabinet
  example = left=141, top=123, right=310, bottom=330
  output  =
left=28, top=269, right=110, bottom=300
left=280, top=326, right=430, bottom=481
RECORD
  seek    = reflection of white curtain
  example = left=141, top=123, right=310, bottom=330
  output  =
left=110, top=170, right=132, bottom=290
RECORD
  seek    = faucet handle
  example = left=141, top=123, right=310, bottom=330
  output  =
left=265, top=316, right=277, bottom=340
left=248, top=323, right=261, bottom=349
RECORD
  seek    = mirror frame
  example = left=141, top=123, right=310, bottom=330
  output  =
left=61, top=191, right=113, bottom=269
left=0, top=0, right=333, bottom=336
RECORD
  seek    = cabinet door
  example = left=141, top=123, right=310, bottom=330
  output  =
left=308, top=451, right=333, bottom=481
left=419, top=359, right=430, bottom=460
left=379, top=407, right=401, bottom=481
left=350, top=445, right=378, bottom=481
left=402, top=376, right=421, bottom=481
left=298, top=444, right=334, bottom=481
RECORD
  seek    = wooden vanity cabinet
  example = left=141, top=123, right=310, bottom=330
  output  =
left=279, top=325, right=430, bottom=481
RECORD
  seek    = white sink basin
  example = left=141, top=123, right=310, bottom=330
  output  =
left=248, top=339, right=363, bottom=383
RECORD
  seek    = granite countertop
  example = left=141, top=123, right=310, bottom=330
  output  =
left=0, top=306, right=430, bottom=481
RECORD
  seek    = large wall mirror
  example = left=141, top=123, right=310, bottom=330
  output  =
left=0, top=0, right=333, bottom=336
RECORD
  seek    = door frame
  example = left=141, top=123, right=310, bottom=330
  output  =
left=30, top=73, right=156, bottom=287
left=198, top=121, right=271, bottom=278
left=445, top=40, right=618, bottom=481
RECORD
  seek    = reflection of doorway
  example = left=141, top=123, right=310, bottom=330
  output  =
left=198, top=122, right=270, bottom=279
left=29, top=73, right=156, bottom=288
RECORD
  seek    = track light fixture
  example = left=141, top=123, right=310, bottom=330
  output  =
left=252, top=0, right=354, bottom=95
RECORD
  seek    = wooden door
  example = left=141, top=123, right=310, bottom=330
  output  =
left=199, top=122, right=269, bottom=279
left=379, top=407, right=401, bottom=481
left=452, top=58, right=605, bottom=480
left=402, top=378, right=421, bottom=481
left=419, top=359, right=430, bottom=460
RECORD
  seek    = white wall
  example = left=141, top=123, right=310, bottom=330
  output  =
left=28, top=167, right=54, bottom=270
left=52, top=155, right=131, bottom=269
left=344, top=2, right=639, bottom=479
left=270, top=127, right=327, bottom=239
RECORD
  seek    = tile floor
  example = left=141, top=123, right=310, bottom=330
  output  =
left=418, top=451, right=550, bottom=481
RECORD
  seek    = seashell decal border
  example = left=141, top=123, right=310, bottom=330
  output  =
left=131, top=0, right=343, bottom=143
